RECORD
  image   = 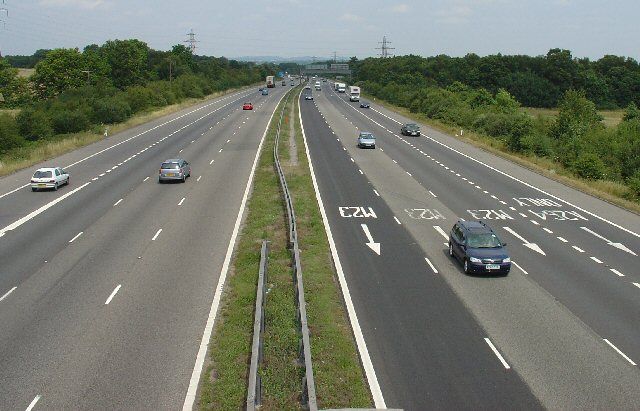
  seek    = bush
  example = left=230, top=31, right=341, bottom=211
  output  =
left=91, top=97, right=132, bottom=124
left=626, top=170, right=640, bottom=199
left=16, top=108, right=53, bottom=141
left=573, top=151, right=607, bottom=179
left=520, top=132, right=554, bottom=157
left=125, top=85, right=155, bottom=112
left=0, top=113, right=25, bottom=153
left=50, top=109, right=91, bottom=134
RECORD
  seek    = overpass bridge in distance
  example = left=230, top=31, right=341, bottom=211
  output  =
left=301, top=63, right=351, bottom=76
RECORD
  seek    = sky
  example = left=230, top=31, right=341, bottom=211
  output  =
left=1, top=0, right=639, bottom=60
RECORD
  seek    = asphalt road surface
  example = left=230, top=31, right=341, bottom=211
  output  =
left=299, top=82, right=640, bottom=410
left=0, top=84, right=288, bottom=409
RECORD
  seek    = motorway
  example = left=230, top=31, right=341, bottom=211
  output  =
left=299, top=82, right=640, bottom=409
left=0, top=84, right=289, bottom=409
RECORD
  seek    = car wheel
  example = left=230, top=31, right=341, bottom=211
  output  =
left=31, top=187, right=37, bottom=192
left=53, top=182, right=58, bottom=191
left=66, top=177, right=70, bottom=186
left=182, top=174, right=186, bottom=183
left=158, top=179, right=163, bottom=184
left=448, top=242, right=454, bottom=257
left=463, top=259, right=470, bottom=274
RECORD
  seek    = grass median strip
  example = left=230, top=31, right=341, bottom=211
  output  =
left=198, top=89, right=371, bottom=410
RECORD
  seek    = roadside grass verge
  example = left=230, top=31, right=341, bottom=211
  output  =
left=521, top=107, right=625, bottom=128
left=0, top=85, right=255, bottom=177
left=283, top=93, right=371, bottom=408
left=364, top=94, right=640, bottom=214
left=198, top=90, right=300, bottom=410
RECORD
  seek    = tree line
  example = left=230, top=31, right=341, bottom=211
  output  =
left=0, top=39, right=278, bottom=156
left=349, top=50, right=640, bottom=201
left=351, top=49, right=640, bottom=109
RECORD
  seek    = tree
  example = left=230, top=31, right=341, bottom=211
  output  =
left=100, top=39, right=149, bottom=89
left=32, top=48, right=86, bottom=99
left=623, top=102, right=640, bottom=122
left=0, top=58, right=32, bottom=107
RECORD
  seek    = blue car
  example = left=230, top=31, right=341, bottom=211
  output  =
left=261, top=89, right=269, bottom=95
left=449, top=220, right=510, bottom=275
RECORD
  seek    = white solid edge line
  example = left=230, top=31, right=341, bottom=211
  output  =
left=0, top=286, right=17, bottom=302
left=104, top=284, right=122, bottom=305
left=511, top=260, right=528, bottom=275
left=603, top=338, right=637, bottom=366
left=0, top=182, right=91, bottom=237
left=484, top=337, right=511, bottom=369
left=424, top=257, right=438, bottom=274
left=182, top=89, right=288, bottom=411
left=25, top=395, right=41, bottom=411
left=298, top=89, right=386, bottom=408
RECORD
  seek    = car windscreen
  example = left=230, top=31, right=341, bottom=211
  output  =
left=33, top=170, right=52, bottom=178
left=161, top=163, right=180, bottom=169
left=359, top=133, right=375, bottom=139
left=467, top=232, right=502, bottom=248
left=406, top=124, right=419, bottom=130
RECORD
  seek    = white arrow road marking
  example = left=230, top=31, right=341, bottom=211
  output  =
left=361, top=224, right=380, bottom=255
left=433, top=225, right=449, bottom=240
left=503, top=226, right=546, bottom=255
left=580, top=227, right=637, bottom=256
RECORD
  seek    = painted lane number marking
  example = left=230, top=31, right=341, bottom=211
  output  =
left=467, top=209, right=513, bottom=220
left=405, top=208, right=446, bottom=220
left=339, top=207, right=377, bottom=219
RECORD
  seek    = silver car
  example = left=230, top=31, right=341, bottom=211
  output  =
left=158, top=159, right=191, bottom=183
left=357, top=132, right=376, bottom=149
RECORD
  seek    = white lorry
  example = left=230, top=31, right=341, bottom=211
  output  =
left=336, top=82, right=346, bottom=93
left=315, top=81, right=321, bottom=90
left=349, top=86, right=360, bottom=101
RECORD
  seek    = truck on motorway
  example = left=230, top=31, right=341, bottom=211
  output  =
left=315, top=81, right=321, bottom=90
left=336, top=82, right=346, bottom=93
left=349, top=86, right=360, bottom=101
left=266, top=76, right=275, bottom=88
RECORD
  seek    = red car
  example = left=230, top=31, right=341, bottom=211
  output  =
left=243, top=102, right=253, bottom=110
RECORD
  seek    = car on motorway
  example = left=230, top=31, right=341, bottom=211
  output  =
left=290, top=81, right=295, bottom=86
left=360, top=101, right=370, bottom=108
left=357, top=131, right=376, bottom=149
left=304, top=95, right=314, bottom=100
left=448, top=220, right=511, bottom=275
left=243, top=102, right=253, bottom=110
left=158, top=159, right=191, bottom=183
left=401, top=123, right=421, bottom=136
left=304, top=85, right=311, bottom=90
left=261, top=89, right=269, bottom=95
left=258, top=87, right=263, bottom=91
left=30, top=167, right=69, bottom=191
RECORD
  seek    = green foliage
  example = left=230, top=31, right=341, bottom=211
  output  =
left=101, top=39, right=149, bottom=89
left=17, top=108, right=53, bottom=141
left=91, top=97, right=132, bottom=124
left=0, top=58, right=32, bottom=107
left=352, top=50, right=640, bottom=109
left=627, top=170, right=640, bottom=199
left=0, top=113, right=24, bottom=153
left=623, top=102, right=640, bottom=121
left=50, top=109, right=91, bottom=134
left=32, top=48, right=87, bottom=99
left=573, top=151, right=607, bottom=179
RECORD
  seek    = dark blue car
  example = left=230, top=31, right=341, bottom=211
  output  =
left=449, top=220, right=510, bottom=275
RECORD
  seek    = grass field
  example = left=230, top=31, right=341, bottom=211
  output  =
left=521, top=107, right=625, bottom=128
